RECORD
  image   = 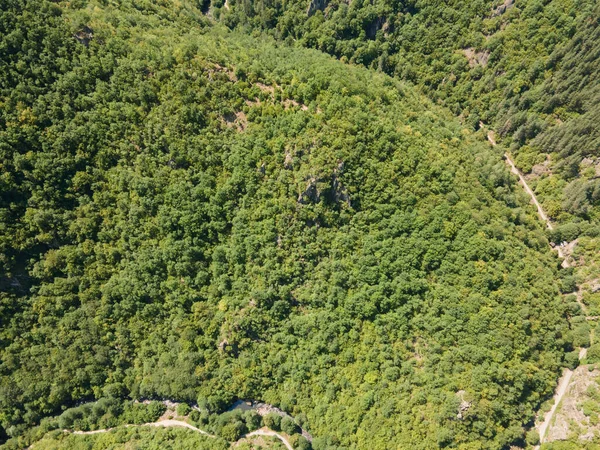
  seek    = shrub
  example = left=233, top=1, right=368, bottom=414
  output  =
left=220, top=420, right=246, bottom=441
left=263, top=413, right=281, bottom=431
left=176, top=403, right=191, bottom=417
left=525, top=429, right=540, bottom=445
left=281, top=416, right=299, bottom=435
left=243, top=410, right=262, bottom=431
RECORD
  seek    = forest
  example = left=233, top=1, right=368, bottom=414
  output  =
left=218, top=0, right=600, bottom=280
left=0, top=0, right=597, bottom=448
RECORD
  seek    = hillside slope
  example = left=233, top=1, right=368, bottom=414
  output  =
left=217, top=0, right=600, bottom=240
left=0, top=0, right=575, bottom=448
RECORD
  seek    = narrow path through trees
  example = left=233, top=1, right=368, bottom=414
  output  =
left=31, top=416, right=296, bottom=449
left=485, top=128, right=586, bottom=448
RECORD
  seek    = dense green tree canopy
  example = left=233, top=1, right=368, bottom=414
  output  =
left=218, top=0, right=600, bottom=245
left=0, top=0, right=585, bottom=448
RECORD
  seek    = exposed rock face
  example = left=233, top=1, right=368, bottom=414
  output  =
left=456, top=390, right=472, bottom=420
left=330, top=160, right=350, bottom=206
left=491, top=0, right=515, bottom=17
left=238, top=401, right=313, bottom=442
left=581, top=157, right=600, bottom=177
left=298, top=176, right=320, bottom=204
left=74, top=26, right=93, bottom=46
left=366, top=17, right=387, bottom=39
left=297, top=162, right=350, bottom=206
left=284, top=151, right=294, bottom=169
left=307, top=0, right=327, bottom=17
left=545, top=366, right=600, bottom=442
left=463, top=47, right=490, bottom=68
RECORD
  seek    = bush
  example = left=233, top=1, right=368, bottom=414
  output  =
left=290, top=434, right=312, bottom=450
left=586, top=344, right=600, bottom=364
left=560, top=276, right=577, bottom=294
left=263, top=413, right=281, bottom=431
left=220, top=420, right=247, bottom=441
left=281, top=416, right=299, bottom=435
left=525, top=429, right=540, bottom=445
left=147, top=401, right=167, bottom=421
left=58, top=408, right=83, bottom=430
left=189, top=410, right=201, bottom=422
left=177, top=403, right=191, bottom=417
left=551, top=223, right=582, bottom=243
left=565, top=299, right=583, bottom=316
left=570, top=324, right=591, bottom=348
left=563, top=350, right=580, bottom=370
left=243, top=410, right=262, bottom=431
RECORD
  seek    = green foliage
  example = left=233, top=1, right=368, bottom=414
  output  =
left=210, top=410, right=248, bottom=441
left=569, top=322, right=591, bottom=348
left=549, top=223, right=582, bottom=243
left=586, top=345, right=600, bottom=365
left=0, top=0, right=576, bottom=449
left=290, top=434, right=312, bottom=450
left=220, top=421, right=246, bottom=442
left=560, top=276, right=577, bottom=294
left=217, top=0, right=600, bottom=289
left=563, top=350, right=580, bottom=370
left=526, top=429, right=540, bottom=445
left=242, top=410, right=262, bottom=431
left=27, top=426, right=228, bottom=450
left=2, top=399, right=165, bottom=449
left=263, top=413, right=282, bottom=432
left=280, top=416, right=299, bottom=435
left=177, top=403, right=192, bottom=417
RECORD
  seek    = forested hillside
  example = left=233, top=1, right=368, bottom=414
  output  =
left=0, top=0, right=583, bottom=449
left=218, top=0, right=600, bottom=238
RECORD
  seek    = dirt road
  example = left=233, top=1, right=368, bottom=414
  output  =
left=503, top=152, right=553, bottom=229
left=535, top=368, right=575, bottom=447
left=534, top=346, right=588, bottom=448
left=72, top=419, right=213, bottom=436
left=487, top=130, right=554, bottom=230
left=246, top=428, right=295, bottom=450
left=54, top=418, right=294, bottom=449
left=485, top=128, right=585, bottom=448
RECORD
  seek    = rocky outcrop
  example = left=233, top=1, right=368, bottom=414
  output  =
left=491, top=0, right=515, bottom=17
left=456, top=390, right=472, bottom=420
left=297, top=162, right=350, bottom=206
left=330, top=160, right=350, bottom=205
left=463, top=47, right=490, bottom=68
left=307, top=0, right=327, bottom=17
left=74, top=26, right=93, bottom=46
left=366, top=17, right=387, bottom=39
left=298, top=176, right=320, bottom=204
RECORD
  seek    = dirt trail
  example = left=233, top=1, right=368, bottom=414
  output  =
left=28, top=400, right=301, bottom=449
left=72, top=419, right=214, bottom=436
left=245, top=428, right=295, bottom=450
left=485, top=128, right=586, bottom=448
left=487, top=131, right=554, bottom=231
left=536, top=368, right=575, bottom=446
left=44, top=418, right=294, bottom=449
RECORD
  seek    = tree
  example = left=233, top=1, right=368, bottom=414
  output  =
left=281, top=416, right=299, bottom=435
left=177, top=403, right=192, bottom=417
left=263, top=413, right=281, bottom=431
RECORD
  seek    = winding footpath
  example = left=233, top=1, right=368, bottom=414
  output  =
left=72, top=419, right=214, bottom=437
left=246, top=428, right=295, bottom=450
left=71, top=421, right=294, bottom=449
left=70, top=421, right=294, bottom=449
left=486, top=129, right=584, bottom=448
left=31, top=418, right=295, bottom=449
